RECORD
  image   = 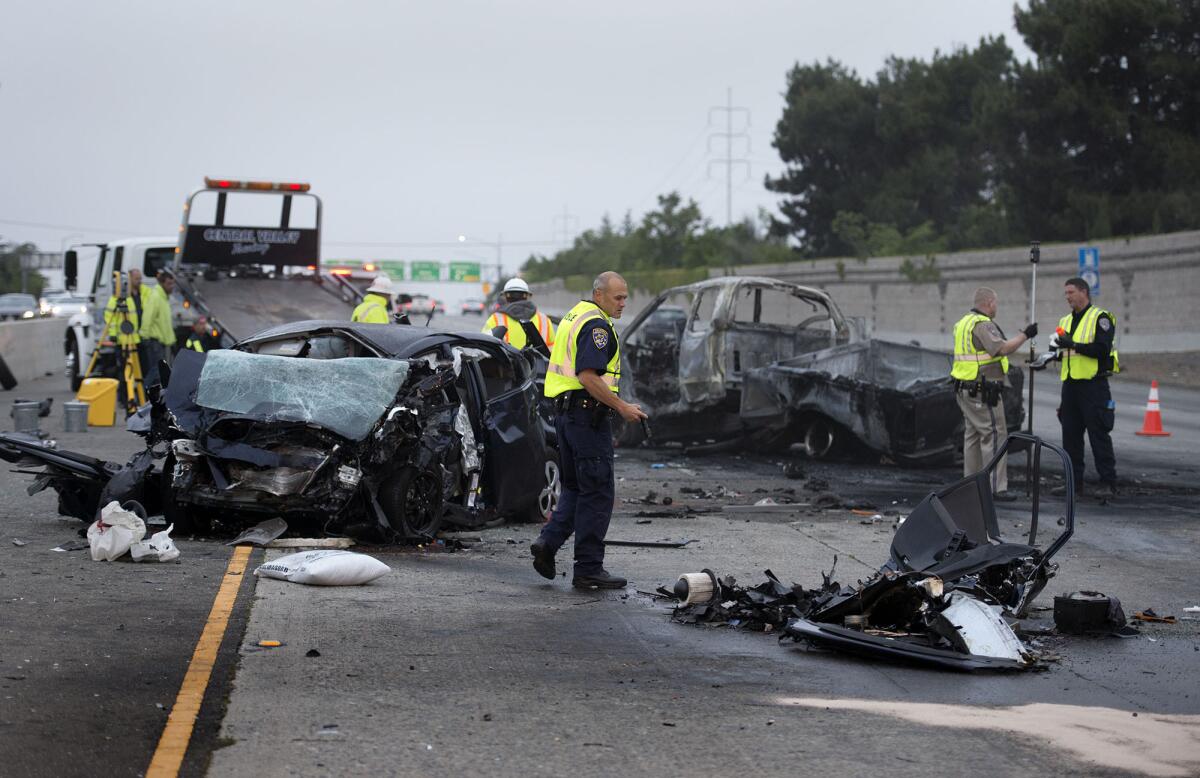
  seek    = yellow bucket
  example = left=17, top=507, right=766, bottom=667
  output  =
left=76, top=378, right=119, bottom=427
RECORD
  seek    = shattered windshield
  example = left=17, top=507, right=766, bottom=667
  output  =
left=195, top=350, right=410, bottom=441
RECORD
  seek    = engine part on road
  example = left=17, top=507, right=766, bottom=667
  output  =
left=674, top=570, right=720, bottom=606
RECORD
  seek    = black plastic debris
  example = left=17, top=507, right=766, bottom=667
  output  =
left=668, top=434, right=1076, bottom=672
left=1054, top=591, right=1133, bottom=635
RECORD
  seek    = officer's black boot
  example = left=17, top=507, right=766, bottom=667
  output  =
left=572, top=569, right=627, bottom=590
left=530, top=542, right=556, bottom=580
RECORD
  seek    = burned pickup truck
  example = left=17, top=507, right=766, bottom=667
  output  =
left=1, top=322, right=560, bottom=540
left=619, top=277, right=1022, bottom=464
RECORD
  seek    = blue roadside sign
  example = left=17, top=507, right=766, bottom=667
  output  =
left=1078, top=247, right=1100, bottom=296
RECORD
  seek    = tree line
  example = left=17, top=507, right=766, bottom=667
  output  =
left=525, top=0, right=1200, bottom=280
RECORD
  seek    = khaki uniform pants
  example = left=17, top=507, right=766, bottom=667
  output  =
left=957, top=390, right=1007, bottom=493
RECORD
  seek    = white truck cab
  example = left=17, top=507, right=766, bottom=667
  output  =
left=63, top=236, right=182, bottom=390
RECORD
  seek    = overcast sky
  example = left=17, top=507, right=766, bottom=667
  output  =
left=0, top=1, right=1031, bottom=273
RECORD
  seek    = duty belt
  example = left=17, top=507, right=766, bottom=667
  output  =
left=955, top=378, right=1004, bottom=407
left=555, top=390, right=610, bottom=414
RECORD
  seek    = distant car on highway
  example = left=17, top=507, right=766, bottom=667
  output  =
left=41, top=293, right=90, bottom=319
left=402, top=293, right=437, bottom=318
left=0, top=293, right=39, bottom=321
left=460, top=298, right=486, bottom=315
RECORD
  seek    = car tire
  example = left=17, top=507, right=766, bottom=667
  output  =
left=378, top=466, right=444, bottom=539
left=66, top=337, right=82, bottom=392
left=522, top=447, right=561, bottom=523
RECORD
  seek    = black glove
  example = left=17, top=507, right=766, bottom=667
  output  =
left=1056, top=332, right=1074, bottom=348
left=1022, top=323, right=1038, bottom=339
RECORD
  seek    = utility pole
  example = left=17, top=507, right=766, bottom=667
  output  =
left=707, top=86, right=751, bottom=226
left=552, top=205, right=579, bottom=247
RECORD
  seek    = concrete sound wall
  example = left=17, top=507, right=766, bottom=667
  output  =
left=718, top=230, right=1200, bottom=353
left=0, top=319, right=66, bottom=386
left=529, top=230, right=1200, bottom=351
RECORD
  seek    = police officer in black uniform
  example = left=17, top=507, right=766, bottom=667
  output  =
left=1056, top=277, right=1119, bottom=496
left=532, top=271, right=647, bottom=589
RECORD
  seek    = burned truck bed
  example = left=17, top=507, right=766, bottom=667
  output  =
left=619, top=276, right=1024, bottom=463
left=741, top=339, right=1024, bottom=464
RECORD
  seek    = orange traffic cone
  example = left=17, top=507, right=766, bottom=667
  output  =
left=1135, top=380, right=1171, bottom=437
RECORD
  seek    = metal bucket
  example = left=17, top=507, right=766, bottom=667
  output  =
left=64, top=401, right=90, bottom=433
left=11, top=401, right=40, bottom=433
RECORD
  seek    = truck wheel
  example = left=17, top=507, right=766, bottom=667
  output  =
left=378, top=466, right=444, bottom=539
left=66, top=338, right=83, bottom=392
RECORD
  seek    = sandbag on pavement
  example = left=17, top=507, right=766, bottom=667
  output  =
left=254, top=550, right=390, bottom=586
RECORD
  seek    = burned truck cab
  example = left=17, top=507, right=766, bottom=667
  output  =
left=619, top=276, right=1024, bottom=464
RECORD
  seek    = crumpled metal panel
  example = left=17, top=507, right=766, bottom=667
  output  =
left=195, top=350, right=410, bottom=441
left=454, top=404, right=481, bottom=472
left=228, top=465, right=313, bottom=496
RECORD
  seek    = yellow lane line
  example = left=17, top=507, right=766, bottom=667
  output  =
left=146, top=545, right=253, bottom=778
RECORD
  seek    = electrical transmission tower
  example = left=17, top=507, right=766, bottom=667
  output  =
left=552, top=204, right=579, bottom=247
left=707, top=87, right=751, bottom=226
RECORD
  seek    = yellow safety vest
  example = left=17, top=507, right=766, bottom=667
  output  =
left=482, top=310, right=555, bottom=350
left=1058, top=306, right=1120, bottom=380
left=545, top=301, right=620, bottom=398
left=352, top=293, right=391, bottom=324
left=950, top=312, right=1008, bottom=381
left=103, top=292, right=143, bottom=346
left=184, top=334, right=206, bottom=352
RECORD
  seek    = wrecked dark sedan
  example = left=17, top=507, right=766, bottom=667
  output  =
left=0, top=322, right=560, bottom=541
left=619, top=276, right=1023, bottom=464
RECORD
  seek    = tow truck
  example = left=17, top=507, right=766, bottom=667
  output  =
left=63, top=177, right=363, bottom=390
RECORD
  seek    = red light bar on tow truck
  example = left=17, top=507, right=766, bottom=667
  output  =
left=204, top=177, right=310, bottom=192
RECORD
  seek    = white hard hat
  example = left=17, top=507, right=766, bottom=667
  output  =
left=503, top=277, right=531, bottom=294
left=366, top=275, right=394, bottom=295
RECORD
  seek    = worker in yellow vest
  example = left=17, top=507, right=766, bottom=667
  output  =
left=482, top=278, right=555, bottom=352
left=1054, top=277, right=1120, bottom=497
left=184, top=316, right=209, bottom=352
left=140, top=270, right=178, bottom=387
left=531, top=271, right=646, bottom=590
left=950, top=287, right=1037, bottom=498
left=352, top=276, right=395, bottom=323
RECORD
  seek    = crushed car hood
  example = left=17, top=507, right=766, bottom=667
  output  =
left=171, top=349, right=410, bottom=442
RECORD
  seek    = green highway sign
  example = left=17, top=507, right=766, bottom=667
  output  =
left=449, top=262, right=481, bottom=282
left=410, top=261, right=441, bottom=282
left=377, top=260, right=407, bottom=279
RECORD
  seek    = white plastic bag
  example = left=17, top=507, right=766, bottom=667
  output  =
left=130, top=524, right=180, bottom=562
left=87, top=501, right=147, bottom=562
left=254, top=550, right=390, bottom=586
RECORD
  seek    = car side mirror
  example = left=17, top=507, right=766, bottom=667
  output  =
left=491, top=325, right=508, bottom=340
left=64, top=250, right=78, bottom=291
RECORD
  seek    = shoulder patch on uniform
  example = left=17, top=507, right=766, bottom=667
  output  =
left=592, top=327, right=610, bottom=350
left=1098, top=317, right=1111, bottom=331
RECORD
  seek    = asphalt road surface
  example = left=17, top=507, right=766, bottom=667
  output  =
left=2, top=348, right=1198, bottom=777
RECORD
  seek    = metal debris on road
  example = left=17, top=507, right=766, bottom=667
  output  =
left=227, top=518, right=289, bottom=547
left=668, top=434, right=1081, bottom=671
left=1132, top=609, right=1177, bottom=624
left=605, top=538, right=694, bottom=549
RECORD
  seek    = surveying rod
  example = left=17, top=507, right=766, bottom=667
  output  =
left=1026, top=241, right=1040, bottom=494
